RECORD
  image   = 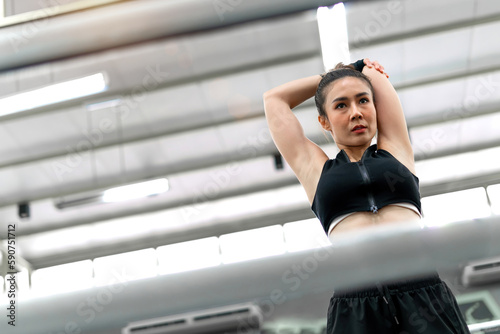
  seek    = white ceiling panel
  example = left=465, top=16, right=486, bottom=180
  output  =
left=0, top=110, right=108, bottom=165
left=476, top=0, right=500, bottom=16
left=120, top=139, right=171, bottom=175
left=255, top=11, right=320, bottom=60
left=458, top=111, right=500, bottom=146
left=50, top=52, right=103, bottom=83
left=470, top=21, right=500, bottom=69
left=185, top=25, right=260, bottom=76
left=38, top=151, right=95, bottom=191
left=0, top=106, right=97, bottom=165
left=403, top=29, right=472, bottom=82
left=157, top=128, right=225, bottom=167
left=416, top=145, right=500, bottom=186
left=295, top=107, right=330, bottom=141
left=17, top=63, right=52, bottom=91
left=132, top=83, right=212, bottom=134
left=400, top=79, right=466, bottom=120
left=404, top=0, right=476, bottom=31
left=0, top=70, right=17, bottom=96
left=463, top=70, right=500, bottom=107
left=119, top=128, right=224, bottom=176
left=93, top=146, right=125, bottom=186
left=345, top=1, right=405, bottom=43
left=102, top=38, right=193, bottom=88
left=216, top=118, right=274, bottom=159
left=202, top=69, right=268, bottom=122
left=264, top=56, right=324, bottom=90
left=349, top=42, right=404, bottom=82
left=87, top=105, right=122, bottom=144
left=17, top=224, right=95, bottom=259
left=0, top=122, right=27, bottom=163
left=1, top=161, right=59, bottom=200
left=109, top=39, right=194, bottom=86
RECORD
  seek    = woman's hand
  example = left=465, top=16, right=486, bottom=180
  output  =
left=364, top=58, right=389, bottom=78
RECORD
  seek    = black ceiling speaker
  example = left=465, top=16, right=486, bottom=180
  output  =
left=18, top=202, right=30, bottom=219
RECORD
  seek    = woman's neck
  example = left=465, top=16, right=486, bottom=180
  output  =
left=339, top=143, right=372, bottom=162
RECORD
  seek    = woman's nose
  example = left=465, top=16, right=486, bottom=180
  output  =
left=351, top=106, right=363, bottom=120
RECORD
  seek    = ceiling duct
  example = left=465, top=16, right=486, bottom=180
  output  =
left=121, top=303, right=262, bottom=334
left=462, top=255, right=500, bottom=287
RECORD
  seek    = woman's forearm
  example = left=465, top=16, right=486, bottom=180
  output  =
left=263, top=75, right=322, bottom=109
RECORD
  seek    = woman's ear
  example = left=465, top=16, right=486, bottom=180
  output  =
left=318, top=115, right=332, bottom=132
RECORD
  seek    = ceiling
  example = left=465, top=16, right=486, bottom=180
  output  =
left=0, top=0, right=500, bottom=333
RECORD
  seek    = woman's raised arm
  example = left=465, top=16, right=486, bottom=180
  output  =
left=362, top=59, right=416, bottom=174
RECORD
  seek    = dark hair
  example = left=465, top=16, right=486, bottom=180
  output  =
left=315, top=63, right=375, bottom=118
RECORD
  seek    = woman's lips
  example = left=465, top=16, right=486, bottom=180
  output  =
left=352, top=125, right=367, bottom=133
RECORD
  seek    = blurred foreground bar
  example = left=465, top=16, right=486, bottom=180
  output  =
left=1, top=216, right=498, bottom=334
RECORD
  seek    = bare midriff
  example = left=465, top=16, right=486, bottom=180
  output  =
left=329, top=205, right=421, bottom=237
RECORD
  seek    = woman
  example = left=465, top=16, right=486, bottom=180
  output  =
left=263, top=59, right=470, bottom=333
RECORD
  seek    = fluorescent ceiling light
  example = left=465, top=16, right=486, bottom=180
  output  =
left=317, top=3, right=350, bottom=71
left=283, top=219, right=330, bottom=252
left=31, top=260, right=93, bottom=296
left=0, top=73, right=107, bottom=117
left=102, top=178, right=169, bottom=203
left=93, top=249, right=157, bottom=286
left=157, top=237, right=221, bottom=275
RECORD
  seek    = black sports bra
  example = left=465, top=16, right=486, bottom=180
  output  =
left=311, top=144, right=422, bottom=234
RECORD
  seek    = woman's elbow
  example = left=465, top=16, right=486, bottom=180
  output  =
left=263, top=89, right=276, bottom=102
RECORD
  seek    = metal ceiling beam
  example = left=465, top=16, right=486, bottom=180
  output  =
left=414, top=138, right=500, bottom=161
left=395, top=64, right=500, bottom=91
left=0, top=0, right=343, bottom=72
left=0, top=0, right=126, bottom=28
left=350, top=12, right=500, bottom=49
left=408, top=101, right=500, bottom=129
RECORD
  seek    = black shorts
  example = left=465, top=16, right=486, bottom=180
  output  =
left=326, top=273, right=470, bottom=333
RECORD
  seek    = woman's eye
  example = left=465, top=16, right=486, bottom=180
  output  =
left=335, top=103, right=346, bottom=109
left=360, top=98, right=369, bottom=104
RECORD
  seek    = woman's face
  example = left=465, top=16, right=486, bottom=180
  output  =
left=318, top=77, right=377, bottom=148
